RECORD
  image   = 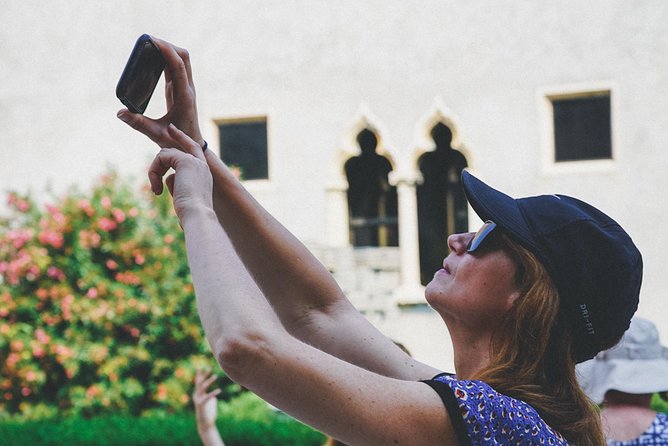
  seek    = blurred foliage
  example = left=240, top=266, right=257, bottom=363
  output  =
left=0, top=171, right=238, bottom=418
left=652, top=392, right=668, bottom=413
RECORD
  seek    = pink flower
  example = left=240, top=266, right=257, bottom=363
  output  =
left=25, top=264, right=40, bottom=282
left=112, top=208, right=126, bottom=223
left=101, top=196, right=112, bottom=210
left=25, top=371, right=37, bottom=382
left=32, top=345, right=46, bottom=358
left=128, top=207, right=139, bottom=218
left=86, top=385, right=100, bottom=398
left=61, top=294, right=74, bottom=320
left=77, top=199, right=95, bottom=217
left=21, top=387, right=31, bottom=397
left=98, top=217, right=117, bottom=232
left=6, top=353, right=19, bottom=367
left=45, top=204, right=66, bottom=225
left=156, top=384, right=168, bottom=401
left=47, top=266, right=65, bottom=280
left=38, top=230, right=64, bottom=249
left=115, top=271, right=140, bottom=285
left=90, top=232, right=101, bottom=247
left=86, top=288, right=98, bottom=299
left=106, top=259, right=118, bottom=270
left=134, top=254, right=145, bottom=265
left=16, top=199, right=30, bottom=212
left=35, top=328, right=50, bottom=344
left=8, top=228, right=33, bottom=249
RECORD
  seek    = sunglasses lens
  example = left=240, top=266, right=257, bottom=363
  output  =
left=466, top=221, right=497, bottom=252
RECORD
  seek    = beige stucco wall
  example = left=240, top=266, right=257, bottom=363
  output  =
left=1, top=0, right=667, bottom=371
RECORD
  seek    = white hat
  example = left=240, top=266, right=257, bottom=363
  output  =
left=577, top=317, right=668, bottom=404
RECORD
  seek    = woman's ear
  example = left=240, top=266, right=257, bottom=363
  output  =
left=505, top=289, right=522, bottom=311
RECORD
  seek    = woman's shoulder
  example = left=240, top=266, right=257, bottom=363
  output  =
left=424, top=374, right=569, bottom=445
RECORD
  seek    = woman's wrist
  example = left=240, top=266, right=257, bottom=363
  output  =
left=179, top=203, right=217, bottom=229
left=197, top=420, right=216, bottom=431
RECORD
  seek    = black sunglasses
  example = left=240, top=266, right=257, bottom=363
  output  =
left=466, top=220, right=497, bottom=252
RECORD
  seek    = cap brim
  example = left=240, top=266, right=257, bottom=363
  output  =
left=578, top=357, right=668, bottom=404
left=461, top=170, right=539, bottom=252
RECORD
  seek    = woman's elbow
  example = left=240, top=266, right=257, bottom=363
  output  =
left=213, top=330, right=273, bottom=383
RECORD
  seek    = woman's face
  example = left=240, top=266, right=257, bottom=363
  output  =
left=425, top=228, right=521, bottom=328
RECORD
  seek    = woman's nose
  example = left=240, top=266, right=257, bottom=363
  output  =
left=447, top=232, right=474, bottom=255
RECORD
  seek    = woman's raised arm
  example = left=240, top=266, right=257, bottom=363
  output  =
left=117, top=36, right=438, bottom=380
left=147, top=126, right=455, bottom=445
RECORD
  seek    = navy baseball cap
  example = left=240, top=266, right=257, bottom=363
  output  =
left=461, top=170, right=643, bottom=363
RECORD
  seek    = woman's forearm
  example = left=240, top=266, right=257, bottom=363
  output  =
left=180, top=204, right=281, bottom=355
left=203, top=152, right=347, bottom=330
left=199, top=153, right=436, bottom=379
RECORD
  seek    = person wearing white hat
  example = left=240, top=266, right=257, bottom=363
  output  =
left=578, top=317, right=668, bottom=444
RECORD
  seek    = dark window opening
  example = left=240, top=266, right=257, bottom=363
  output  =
left=217, top=117, right=268, bottom=180
left=417, top=122, right=468, bottom=286
left=344, top=128, right=398, bottom=247
left=552, top=93, right=612, bottom=162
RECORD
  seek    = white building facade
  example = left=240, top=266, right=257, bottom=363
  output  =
left=2, top=0, right=668, bottom=371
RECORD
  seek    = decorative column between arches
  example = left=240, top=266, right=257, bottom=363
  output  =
left=389, top=169, right=425, bottom=304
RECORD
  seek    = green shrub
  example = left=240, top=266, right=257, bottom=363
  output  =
left=0, top=406, right=325, bottom=445
left=0, top=171, right=236, bottom=418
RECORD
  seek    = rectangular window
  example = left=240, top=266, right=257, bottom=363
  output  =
left=216, top=117, right=268, bottom=180
left=551, top=93, right=612, bottom=162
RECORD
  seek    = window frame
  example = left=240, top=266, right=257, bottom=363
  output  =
left=213, top=115, right=271, bottom=183
left=538, top=82, right=619, bottom=176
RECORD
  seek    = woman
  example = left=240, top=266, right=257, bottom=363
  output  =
left=117, top=37, right=643, bottom=445
left=578, top=317, right=668, bottom=444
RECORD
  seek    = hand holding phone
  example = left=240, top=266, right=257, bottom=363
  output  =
left=116, top=34, right=165, bottom=114
left=116, top=36, right=204, bottom=151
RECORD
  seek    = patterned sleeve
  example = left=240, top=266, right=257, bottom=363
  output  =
left=422, top=374, right=568, bottom=446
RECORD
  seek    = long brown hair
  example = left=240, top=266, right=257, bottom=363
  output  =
left=473, top=233, right=605, bottom=446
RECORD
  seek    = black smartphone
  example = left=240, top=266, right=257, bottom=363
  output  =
left=116, top=34, right=165, bottom=114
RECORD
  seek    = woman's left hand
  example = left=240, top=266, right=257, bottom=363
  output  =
left=117, top=36, right=205, bottom=149
left=148, top=124, right=213, bottom=221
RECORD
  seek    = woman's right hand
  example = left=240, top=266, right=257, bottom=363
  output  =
left=117, top=36, right=205, bottom=150
left=148, top=124, right=213, bottom=222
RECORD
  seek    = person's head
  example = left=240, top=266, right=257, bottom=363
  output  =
left=429, top=171, right=642, bottom=445
left=434, top=171, right=643, bottom=365
left=577, top=317, right=668, bottom=405
left=430, top=122, right=453, bottom=149
left=356, top=128, right=378, bottom=155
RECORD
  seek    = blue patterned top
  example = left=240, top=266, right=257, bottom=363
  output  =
left=423, top=374, right=568, bottom=446
left=607, top=412, right=668, bottom=445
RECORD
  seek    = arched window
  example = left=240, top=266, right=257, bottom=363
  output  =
left=416, top=122, right=468, bottom=285
left=344, top=128, right=398, bottom=247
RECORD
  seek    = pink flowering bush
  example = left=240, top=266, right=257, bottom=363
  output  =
left=0, top=172, right=228, bottom=419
